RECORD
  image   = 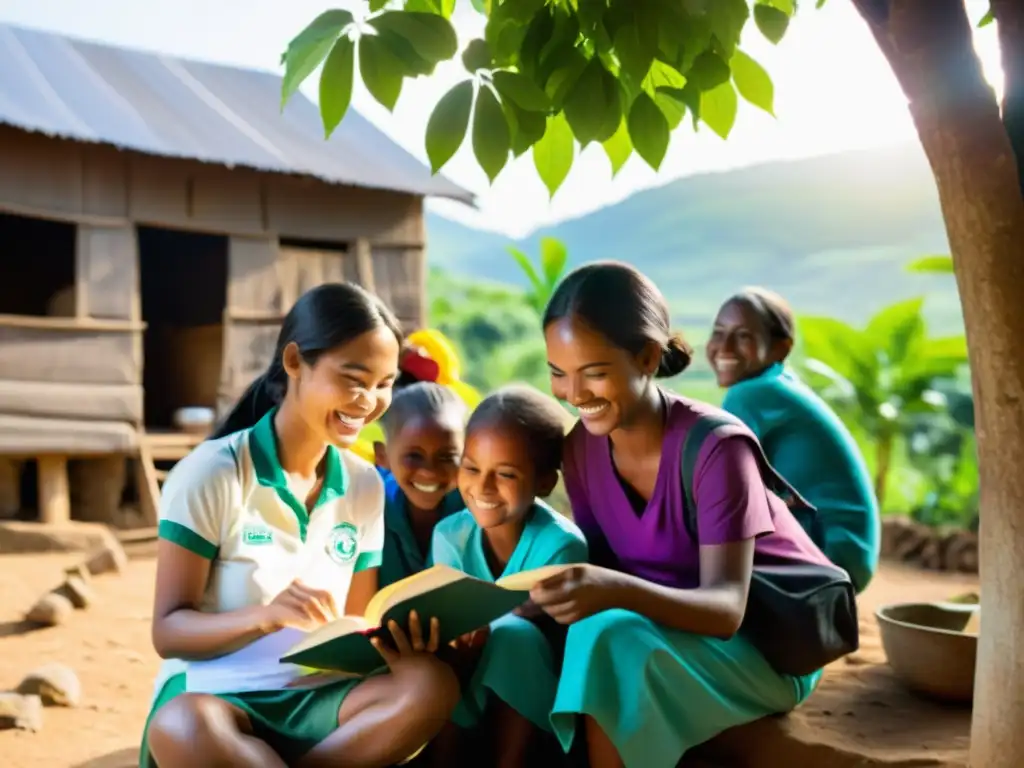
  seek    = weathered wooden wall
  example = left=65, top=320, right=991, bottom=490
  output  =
left=0, top=126, right=429, bottom=446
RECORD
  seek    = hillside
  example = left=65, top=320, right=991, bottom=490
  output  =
left=426, top=144, right=963, bottom=334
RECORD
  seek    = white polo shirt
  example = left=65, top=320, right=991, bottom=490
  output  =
left=152, top=409, right=385, bottom=698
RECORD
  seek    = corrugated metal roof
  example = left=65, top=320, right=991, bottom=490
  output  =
left=0, top=22, right=475, bottom=204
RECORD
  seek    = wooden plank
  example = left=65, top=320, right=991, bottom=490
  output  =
left=77, top=225, right=138, bottom=320
left=228, top=236, right=285, bottom=314
left=221, top=321, right=280, bottom=393
left=265, top=178, right=425, bottom=246
left=0, top=127, right=84, bottom=216
left=134, top=441, right=160, bottom=527
left=371, top=246, right=422, bottom=322
left=81, top=145, right=129, bottom=219
left=0, top=415, right=137, bottom=456
left=37, top=456, right=71, bottom=524
left=142, top=431, right=205, bottom=462
left=354, top=238, right=375, bottom=293
left=192, top=170, right=264, bottom=234
left=0, top=315, right=143, bottom=332
left=293, top=248, right=352, bottom=296
left=116, top=525, right=159, bottom=543
left=0, top=380, right=142, bottom=422
left=0, top=326, right=140, bottom=384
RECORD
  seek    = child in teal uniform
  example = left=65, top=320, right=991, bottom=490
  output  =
left=430, top=384, right=589, bottom=768
left=707, top=287, right=880, bottom=592
left=373, top=382, right=468, bottom=588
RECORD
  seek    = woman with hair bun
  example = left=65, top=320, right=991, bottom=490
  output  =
left=532, top=262, right=834, bottom=768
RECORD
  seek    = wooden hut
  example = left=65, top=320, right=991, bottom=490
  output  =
left=0, top=22, right=473, bottom=529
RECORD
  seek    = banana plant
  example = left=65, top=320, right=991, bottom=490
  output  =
left=506, top=237, right=569, bottom=316
left=798, top=297, right=968, bottom=507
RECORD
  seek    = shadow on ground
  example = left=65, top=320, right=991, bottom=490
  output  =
left=72, top=748, right=138, bottom=768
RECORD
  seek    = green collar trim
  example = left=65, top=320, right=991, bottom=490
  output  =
left=249, top=409, right=349, bottom=540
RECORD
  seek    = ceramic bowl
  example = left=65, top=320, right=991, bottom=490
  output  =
left=172, top=406, right=215, bottom=434
left=875, top=601, right=978, bottom=704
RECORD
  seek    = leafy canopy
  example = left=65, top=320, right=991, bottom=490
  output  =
left=280, top=0, right=792, bottom=196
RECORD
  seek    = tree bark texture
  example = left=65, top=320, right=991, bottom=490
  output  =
left=851, top=1, right=1024, bottom=766
left=993, top=0, right=1024, bottom=194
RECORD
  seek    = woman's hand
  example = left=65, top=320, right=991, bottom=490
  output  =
left=371, top=611, right=442, bottom=670
left=529, top=564, right=627, bottom=624
left=263, top=580, right=339, bottom=632
left=512, top=599, right=545, bottom=620
left=450, top=625, right=489, bottom=654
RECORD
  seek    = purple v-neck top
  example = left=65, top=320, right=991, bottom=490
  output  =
left=562, top=393, right=832, bottom=589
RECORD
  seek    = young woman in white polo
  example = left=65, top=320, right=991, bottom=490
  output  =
left=140, top=283, right=459, bottom=768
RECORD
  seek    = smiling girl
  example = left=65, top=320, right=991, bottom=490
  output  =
left=373, top=382, right=468, bottom=588
left=706, top=288, right=879, bottom=592
left=534, top=262, right=836, bottom=768
left=430, top=385, right=588, bottom=768
left=140, top=284, right=458, bottom=768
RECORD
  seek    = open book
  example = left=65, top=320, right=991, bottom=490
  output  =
left=279, top=563, right=572, bottom=675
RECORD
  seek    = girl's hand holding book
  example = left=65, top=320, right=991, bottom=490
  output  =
left=371, top=610, right=443, bottom=670
left=263, top=579, right=339, bottom=632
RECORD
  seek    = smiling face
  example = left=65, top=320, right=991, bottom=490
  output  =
left=458, top=424, right=540, bottom=530
left=544, top=314, right=658, bottom=437
left=285, top=325, right=401, bottom=448
left=706, top=300, right=788, bottom=387
left=383, top=415, right=463, bottom=512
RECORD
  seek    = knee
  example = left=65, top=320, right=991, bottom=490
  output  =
left=395, top=655, right=461, bottom=720
left=148, top=694, right=231, bottom=763
left=567, top=609, right=649, bottom=653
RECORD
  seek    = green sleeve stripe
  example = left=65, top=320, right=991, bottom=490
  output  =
left=354, top=550, right=382, bottom=572
left=159, top=520, right=219, bottom=560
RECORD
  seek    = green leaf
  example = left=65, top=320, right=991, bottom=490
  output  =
left=707, top=0, right=750, bottom=56
left=470, top=0, right=490, bottom=12
left=370, top=0, right=388, bottom=10
left=507, top=246, right=546, bottom=300
left=545, top=49, right=589, bottom=110
left=425, top=80, right=474, bottom=173
left=376, top=30, right=438, bottom=77
left=369, top=11, right=458, bottom=63
left=472, top=86, right=511, bottom=182
left=614, top=23, right=654, bottom=86
left=754, top=4, right=790, bottom=44
left=564, top=58, right=618, bottom=145
left=688, top=50, right=731, bottom=91
left=462, top=38, right=493, bottom=72
left=762, top=0, right=795, bottom=14
left=731, top=50, right=774, bottom=115
left=700, top=81, right=738, bottom=139
left=601, top=119, right=632, bottom=176
left=799, top=316, right=877, bottom=385
left=540, top=237, right=568, bottom=287
left=533, top=113, right=574, bottom=197
left=978, top=8, right=994, bottom=27
left=405, top=0, right=456, bottom=17
left=907, top=254, right=954, bottom=274
left=654, top=88, right=687, bottom=129
left=492, top=70, right=551, bottom=112
left=359, top=34, right=405, bottom=110
left=281, top=10, right=353, bottom=107
left=319, top=37, right=355, bottom=137
left=504, top=100, right=547, bottom=156
left=627, top=91, right=669, bottom=170
left=866, top=297, right=926, bottom=363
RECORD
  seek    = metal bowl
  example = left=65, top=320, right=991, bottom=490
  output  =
left=875, top=601, right=978, bottom=704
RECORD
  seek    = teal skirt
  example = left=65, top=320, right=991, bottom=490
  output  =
left=452, top=612, right=558, bottom=732
left=139, top=673, right=359, bottom=767
left=550, top=609, right=822, bottom=768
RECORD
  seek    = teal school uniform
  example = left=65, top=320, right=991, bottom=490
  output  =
left=377, top=467, right=464, bottom=588
left=722, top=362, right=880, bottom=591
left=430, top=503, right=588, bottom=731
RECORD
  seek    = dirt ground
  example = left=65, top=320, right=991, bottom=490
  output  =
left=0, top=552, right=979, bottom=768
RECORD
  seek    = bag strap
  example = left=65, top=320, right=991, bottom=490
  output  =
left=679, top=412, right=817, bottom=543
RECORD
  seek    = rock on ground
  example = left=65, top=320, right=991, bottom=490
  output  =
left=17, top=663, right=82, bottom=707
left=24, top=593, right=73, bottom=627
left=0, top=694, right=43, bottom=732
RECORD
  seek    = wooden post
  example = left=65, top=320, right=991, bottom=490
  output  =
left=354, top=238, right=376, bottom=294
left=37, top=455, right=71, bottom=524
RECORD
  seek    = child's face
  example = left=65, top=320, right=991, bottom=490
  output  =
left=458, top=425, right=537, bottom=530
left=385, top=415, right=463, bottom=512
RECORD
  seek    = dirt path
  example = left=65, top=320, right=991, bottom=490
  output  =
left=0, top=554, right=979, bottom=768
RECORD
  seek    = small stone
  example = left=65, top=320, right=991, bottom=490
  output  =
left=0, top=693, right=43, bottom=731
left=63, top=563, right=92, bottom=584
left=53, top=575, right=94, bottom=609
left=17, top=663, right=82, bottom=707
left=25, top=592, right=73, bottom=626
left=82, top=542, right=128, bottom=576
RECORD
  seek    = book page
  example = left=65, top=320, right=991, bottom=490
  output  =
left=284, top=614, right=372, bottom=657
left=363, top=564, right=474, bottom=625
left=187, top=628, right=313, bottom=694
left=496, top=563, right=574, bottom=592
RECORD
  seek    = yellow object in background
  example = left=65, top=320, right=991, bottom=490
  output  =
left=348, top=329, right=480, bottom=464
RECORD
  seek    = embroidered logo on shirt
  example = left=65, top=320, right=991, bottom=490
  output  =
left=242, top=524, right=274, bottom=546
left=326, top=522, right=359, bottom=565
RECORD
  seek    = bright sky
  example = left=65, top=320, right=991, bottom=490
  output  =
left=0, top=0, right=1003, bottom=237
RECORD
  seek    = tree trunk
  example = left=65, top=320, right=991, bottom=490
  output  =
left=993, top=0, right=1024, bottom=193
left=852, top=2, right=1024, bottom=765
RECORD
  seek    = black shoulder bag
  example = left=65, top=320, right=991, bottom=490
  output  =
left=680, top=412, right=859, bottom=677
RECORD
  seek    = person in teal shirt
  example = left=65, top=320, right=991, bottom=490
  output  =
left=373, top=382, right=468, bottom=588
left=706, top=287, right=880, bottom=592
left=430, top=385, right=588, bottom=768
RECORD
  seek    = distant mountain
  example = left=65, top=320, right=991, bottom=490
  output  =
left=426, top=144, right=963, bottom=334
